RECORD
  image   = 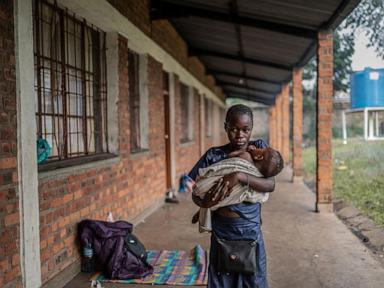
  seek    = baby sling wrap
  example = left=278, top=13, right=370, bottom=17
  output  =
left=193, top=157, right=269, bottom=232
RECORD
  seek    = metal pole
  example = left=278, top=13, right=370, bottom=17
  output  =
left=369, top=110, right=374, bottom=139
left=375, top=111, right=379, bottom=137
left=364, top=108, right=368, bottom=141
left=342, top=110, right=347, bottom=144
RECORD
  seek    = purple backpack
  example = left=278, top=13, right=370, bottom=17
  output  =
left=78, top=219, right=153, bottom=279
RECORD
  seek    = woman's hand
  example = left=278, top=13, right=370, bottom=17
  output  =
left=204, top=172, right=240, bottom=205
left=192, top=174, right=238, bottom=208
left=219, top=172, right=240, bottom=198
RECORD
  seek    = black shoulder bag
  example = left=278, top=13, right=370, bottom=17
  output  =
left=214, top=233, right=257, bottom=275
left=125, top=233, right=148, bottom=263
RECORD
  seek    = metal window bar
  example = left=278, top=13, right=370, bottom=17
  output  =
left=33, top=0, right=108, bottom=161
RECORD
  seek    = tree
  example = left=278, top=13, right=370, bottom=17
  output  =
left=333, top=31, right=355, bottom=92
left=302, top=30, right=354, bottom=95
left=342, top=0, right=384, bottom=59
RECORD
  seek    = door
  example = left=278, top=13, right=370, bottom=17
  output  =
left=163, top=72, right=172, bottom=190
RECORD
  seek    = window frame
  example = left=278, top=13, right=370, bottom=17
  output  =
left=33, top=0, right=110, bottom=169
left=128, top=50, right=149, bottom=154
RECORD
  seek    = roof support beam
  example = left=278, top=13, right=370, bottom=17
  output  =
left=207, top=69, right=282, bottom=86
left=226, top=94, right=273, bottom=105
left=150, top=0, right=318, bottom=39
left=190, top=48, right=292, bottom=71
left=224, top=89, right=276, bottom=101
left=217, top=81, right=279, bottom=95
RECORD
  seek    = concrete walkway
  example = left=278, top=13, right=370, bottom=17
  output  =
left=65, top=167, right=384, bottom=288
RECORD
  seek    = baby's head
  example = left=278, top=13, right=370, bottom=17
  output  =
left=247, top=146, right=284, bottom=177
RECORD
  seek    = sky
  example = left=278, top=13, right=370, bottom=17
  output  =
left=351, top=30, right=384, bottom=71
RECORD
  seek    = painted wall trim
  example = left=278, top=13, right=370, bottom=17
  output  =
left=14, top=0, right=42, bottom=287
left=58, top=0, right=225, bottom=108
left=106, top=32, right=119, bottom=154
left=139, top=54, right=150, bottom=149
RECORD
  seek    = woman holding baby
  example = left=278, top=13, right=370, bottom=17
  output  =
left=188, top=104, right=280, bottom=288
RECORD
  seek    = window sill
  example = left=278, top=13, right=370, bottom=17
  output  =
left=179, top=139, right=194, bottom=147
left=129, top=148, right=150, bottom=159
left=38, top=153, right=120, bottom=181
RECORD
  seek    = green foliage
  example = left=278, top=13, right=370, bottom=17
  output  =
left=302, top=0, right=384, bottom=94
left=333, top=124, right=364, bottom=139
left=302, top=57, right=316, bottom=82
left=342, top=0, right=384, bottom=59
left=303, top=140, right=384, bottom=227
left=333, top=31, right=355, bottom=92
left=347, top=124, right=364, bottom=138
left=332, top=126, right=342, bottom=138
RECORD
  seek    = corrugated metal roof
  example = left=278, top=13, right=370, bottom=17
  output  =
left=151, top=0, right=361, bottom=104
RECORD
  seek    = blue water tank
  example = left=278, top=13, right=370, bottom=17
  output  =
left=350, top=68, right=384, bottom=109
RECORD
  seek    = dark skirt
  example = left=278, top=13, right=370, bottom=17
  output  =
left=208, top=213, right=268, bottom=288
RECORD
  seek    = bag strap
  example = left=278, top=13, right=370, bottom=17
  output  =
left=212, top=230, right=257, bottom=245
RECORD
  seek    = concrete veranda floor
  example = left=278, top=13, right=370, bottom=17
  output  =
left=64, top=167, right=384, bottom=288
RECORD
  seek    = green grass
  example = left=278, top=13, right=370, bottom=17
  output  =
left=302, top=139, right=384, bottom=227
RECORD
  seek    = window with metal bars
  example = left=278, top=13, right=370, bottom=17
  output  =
left=128, top=50, right=141, bottom=152
left=33, top=0, right=108, bottom=163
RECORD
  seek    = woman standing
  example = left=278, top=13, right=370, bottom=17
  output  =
left=188, top=104, right=275, bottom=288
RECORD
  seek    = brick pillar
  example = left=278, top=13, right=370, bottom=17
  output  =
left=281, top=84, right=290, bottom=164
left=273, top=102, right=278, bottom=150
left=292, top=68, right=303, bottom=182
left=275, top=93, right=282, bottom=153
left=316, top=30, right=333, bottom=212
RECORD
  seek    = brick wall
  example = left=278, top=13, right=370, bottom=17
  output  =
left=38, top=36, right=167, bottom=283
left=0, top=0, right=22, bottom=287
left=2, top=0, right=228, bottom=286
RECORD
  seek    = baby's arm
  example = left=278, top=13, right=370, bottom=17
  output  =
left=227, top=149, right=246, bottom=158
left=228, top=150, right=254, bottom=163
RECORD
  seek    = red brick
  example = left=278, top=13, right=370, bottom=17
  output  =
left=0, top=259, right=9, bottom=271
left=0, top=157, right=16, bottom=169
left=4, top=212, right=19, bottom=226
left=281, top=84, right=290, bottom=164
left=11, top=254, right=19, bottom=267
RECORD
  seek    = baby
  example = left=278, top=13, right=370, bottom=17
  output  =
left=191, top=145, right=283, bottom=232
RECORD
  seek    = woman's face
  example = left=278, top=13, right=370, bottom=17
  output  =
left=225, top=113, right=253, bottom=150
